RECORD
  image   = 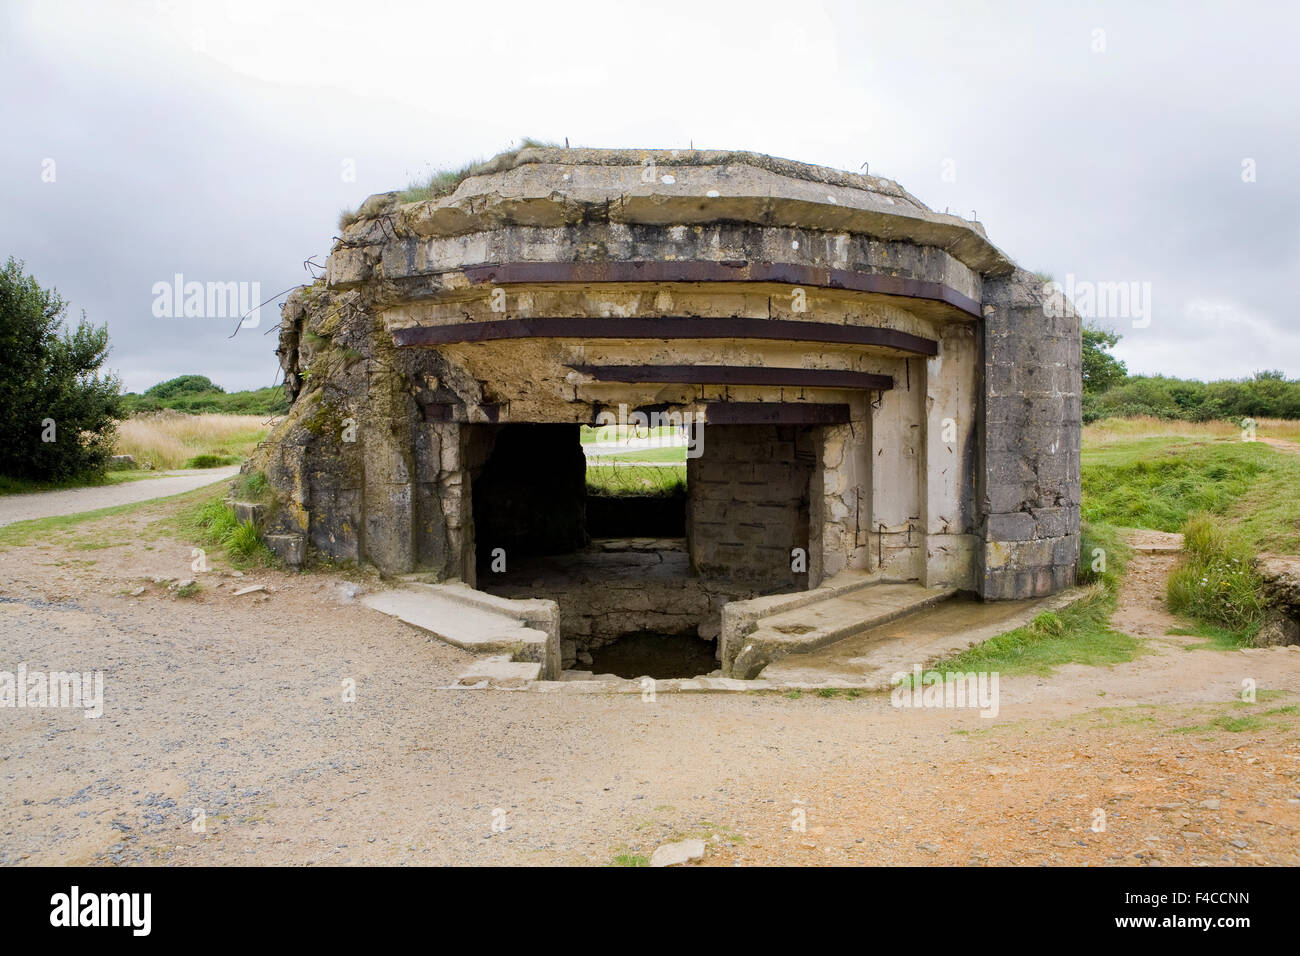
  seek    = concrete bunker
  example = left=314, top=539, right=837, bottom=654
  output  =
left=245, top=147, right=1083, bottom=681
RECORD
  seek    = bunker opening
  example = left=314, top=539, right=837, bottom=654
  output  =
left=471, top=421, right=818, bottom=674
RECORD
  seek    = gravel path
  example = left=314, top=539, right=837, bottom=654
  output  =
left=1, top=506, right=1297, bottom=867
left=0, top=467, right=239, bottom=528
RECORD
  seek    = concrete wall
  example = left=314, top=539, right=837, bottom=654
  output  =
left=978, top=268, right=1083, bottom=599
left=687, top=425, right=814, bottom=588
left=922, top=321, right=981, bottom=589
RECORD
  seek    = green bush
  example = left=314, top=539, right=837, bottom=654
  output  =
left=0, top=258, right=122, bottom=482
left=231, top=471, right=271, bottom=501
left=119, top=378, right=287, bottom=416
left=185, top=499, right=276, bottom=569
left=183, top=454, right=240, bottom=469
left=1084, top=371, right=1300, bottom=424
left=1167, top=514, right=1265, bottom=632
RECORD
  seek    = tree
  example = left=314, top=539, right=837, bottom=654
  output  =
left=0, top=258, right=122, bottom=481
left=145, top=374, right=224, bottom=400
left=1082, top=322, right=1128, bottom=394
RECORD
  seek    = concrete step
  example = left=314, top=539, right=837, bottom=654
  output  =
left=453, top=656, right=543, bottom=689
left=730, top=581, right=958, bottom=678
left=361, top=582, right=560, bottom=679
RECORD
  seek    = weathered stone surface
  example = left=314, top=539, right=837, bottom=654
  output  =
left=245, top=147, right=1078, bottom=652
left=649, top=839, right=706, bottom=867
left=1256, top=556, right=1300, bottom=646
left=978, top=268, right=1083, bottom=600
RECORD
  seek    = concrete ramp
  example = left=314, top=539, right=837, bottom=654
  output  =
left=759, top=589, right=1084, bottom=687
left=724, top=574, right=958, bottom=678
left=362, top=581, right=560, bottom=682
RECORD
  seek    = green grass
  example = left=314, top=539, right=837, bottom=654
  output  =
left=1077, top=521, right=1130, bottom=591
left=610, top=853, right=650, bottom=867
left=580, top=424, right=682, bottom=444
left=178, top=498, right=277, bottom=570
left=1167, top=624, right=1252, bottom=651
left=183, top=454, right=241, bottom=469
left=925, top=590, right=1142, bottom=677
left=589, top=445, right=688, bottom=464
left=1166, top=514, right=1265, bottom=633
left=339, top=138, right=560, bottom=228
left=230, top=471, right=272, bottom=502
left=0, top=469, right=161, bottom=496
left=585, top=464, right=686, bottom=496
left=892, top=519, right=1135, bottom=680
left=1081, top=437, right=1300, bottom=553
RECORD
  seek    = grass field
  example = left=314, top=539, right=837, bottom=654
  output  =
left=579, top=424, right=684, bottom=445
left=113, top=412, right=272, bottom=471
left=1081, top=431, right=1300, bottom=554
left=1082, top=415, right=1300, bottom=445
left=1081, top=418, right=1300, bottom=645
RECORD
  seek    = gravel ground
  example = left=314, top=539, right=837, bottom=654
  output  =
left=0, top=468, right=239, bottom=527
left=0, top=497, right=1297, bottom=866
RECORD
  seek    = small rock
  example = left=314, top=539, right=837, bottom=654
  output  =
left=1198, top=799, right=1221, bottom=810
left=128, top=587, right=146, bottom=597
left=233, top=585, right=266, bottom=597
left=649, top=839, right=706, bottom=867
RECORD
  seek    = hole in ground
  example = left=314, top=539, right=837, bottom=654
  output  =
left=583, top=631, right=719, bottom=680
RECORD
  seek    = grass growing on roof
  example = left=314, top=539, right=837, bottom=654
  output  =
left=339, top=138, right=562, bottom=228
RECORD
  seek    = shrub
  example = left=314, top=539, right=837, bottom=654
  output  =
left=183, top=454, right=240, bottom=469
left=0, top=258, right=122, bottom=481
left=185, top=498, right=276, bottom=569
left=1167, top=514, right=1265, bottom=632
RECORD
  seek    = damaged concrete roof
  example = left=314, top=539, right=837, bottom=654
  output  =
left=346, top=147, right=1017, bottom=277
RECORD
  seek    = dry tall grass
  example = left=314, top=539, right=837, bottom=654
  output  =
left=114, top=412, right=272, bottom=470
left=1083, top=415, right=1300, bottom=447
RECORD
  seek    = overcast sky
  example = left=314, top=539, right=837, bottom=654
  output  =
left=2, top=0, right=1297, bottom=393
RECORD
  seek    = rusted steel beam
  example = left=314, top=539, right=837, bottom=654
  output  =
left=459, top=260, right=981, bottom=318
left=702, top=402, right=852, bottom=425
left=392, top=316, right=937, bottom=356
left=571, top=364, right=893, bottom=391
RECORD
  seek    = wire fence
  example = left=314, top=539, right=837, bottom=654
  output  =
left=585, top=460, right=687, bottom=497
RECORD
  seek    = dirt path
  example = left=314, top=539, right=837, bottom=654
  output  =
left=0, top=467, right=238, bottom=528
left=0, top=507, right=1296, bottom=867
